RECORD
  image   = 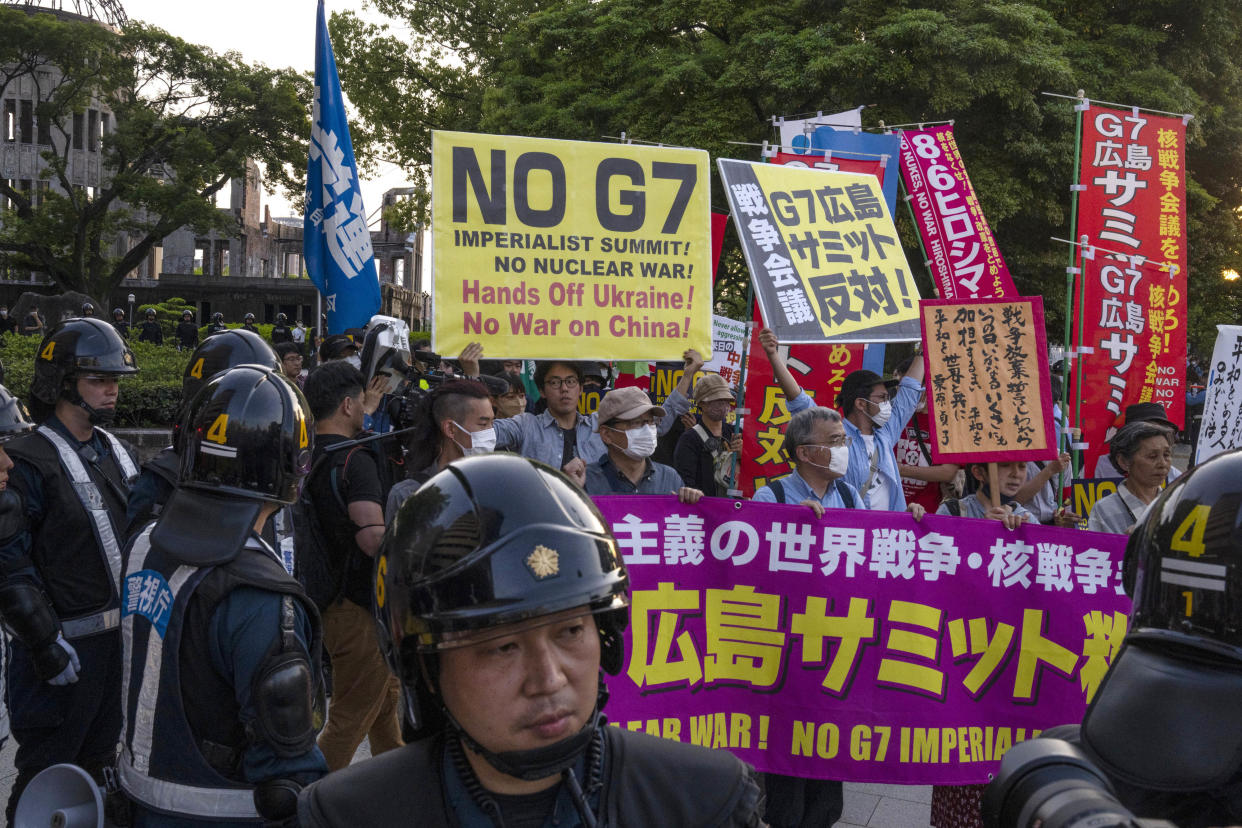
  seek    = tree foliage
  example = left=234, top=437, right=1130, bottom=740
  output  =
left=332, top=0, right=1242, bottom=355
left=0, top=8, right=310, bottom=304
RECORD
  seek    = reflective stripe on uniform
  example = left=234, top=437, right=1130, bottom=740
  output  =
left=60, top=608, right=119, bottom=638
left=36, top=425, right=129, bottom=594
left=98, top=426, right=140, bottom=481
left=118, top=529, right=257, bottom=819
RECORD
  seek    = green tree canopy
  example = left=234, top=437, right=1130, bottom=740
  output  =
left=331, top=0, right=1242, bottom=355
left=0, top=7, right=310, bottom=304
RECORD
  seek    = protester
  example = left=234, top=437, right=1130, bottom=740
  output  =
left=20, top=307, right=42, bottom=337
left=206, top=312, right=228, bottom=337
left=1013, top=452, right=1081, bottom=526
left=467, top=344, right=700, bottom=486
left=116, top=365, right=326, bottom=826
left=936, top=462, right=1034, bottom=530
left=0, top=319, right=138, bottom=821
left=0, top=306, right=15, bottom=335
left=1093, top=402, right=1183, bottom=483
left=276, top=341, right=306, bottom=388
left=136, top=308, right=162, bottom=344
left=385, top=379, right=494, bottom=522
left=584, top=386, right=703, bottom=503
left=318, top=333, right=359, bottom=366
left=1087, top=420, right=1174, bottom=534
left=891, top=356, right=959, bottom=515
left=299, top=454, right=763, bottom=826
left=761, top=328, right=925, bottom=511
left=271, top=312, right=294, bottom=345
left=304, top=361, right=403, bottom=771
left=753, top=406, right=862, bottom=518
left=674, top=373, right=741, bottom=497
left=491, top=371, right=527, bottom=419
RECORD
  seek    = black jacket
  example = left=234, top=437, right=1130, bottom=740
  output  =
left=299, top=725, right=763, bottom=827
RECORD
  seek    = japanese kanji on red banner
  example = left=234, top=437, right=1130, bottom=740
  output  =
left=1072, top=104, right=1189, bottom=472
left=738, top=304, right=864, bottom=496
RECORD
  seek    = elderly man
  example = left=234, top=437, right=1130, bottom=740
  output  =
left=584, top=386, right=703, bottom=504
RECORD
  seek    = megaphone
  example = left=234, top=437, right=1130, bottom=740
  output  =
left=14, top=763, right=104, bottom=828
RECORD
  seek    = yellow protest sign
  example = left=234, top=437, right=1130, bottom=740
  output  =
left=432, top=131, right=712, bottom=359
left=719, top=159, right=922, bottom=343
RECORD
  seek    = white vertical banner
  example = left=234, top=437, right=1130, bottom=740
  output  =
left=1195, top=324, right=1242, bottom=464
left=702, top=315, right=748, bottom=391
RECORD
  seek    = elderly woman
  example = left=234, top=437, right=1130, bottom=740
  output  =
left=1087, top=420, right=1174, bottom=534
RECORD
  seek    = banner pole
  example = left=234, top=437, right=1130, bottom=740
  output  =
left=897, top=174, right=939, bottom=293
left=1061, top=92, right=1087, bottom=500
left=728, top=281, right=756, bottom=497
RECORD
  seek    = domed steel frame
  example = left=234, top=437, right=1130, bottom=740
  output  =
left=6, top=0, right=127, bottom=27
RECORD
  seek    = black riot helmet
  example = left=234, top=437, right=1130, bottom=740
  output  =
left=112, top=307, right=125, bottom=319
left=182, top=329, right=280, bottom=407
left=1075, top=449, right=1242, bottom=794
left=276, top=312, right=287, bottom=324
left=380, top=453, right=629, bottom=778
left=0, top=384, right=34, bottom=444
left=181, top=309, right=194, bottom=322
left=1124, top=448, right=1242, bottom=661
left=212, top=312, right=224, bottom=324
left=81, top=302, right=95, bottom=316
left=244, top=312, right=256, bottom=323
left=145, top=308, right=157, bottom=320
left=30, top=318, right=138, bottom=422
left=178, top=365, right=312, bottom=505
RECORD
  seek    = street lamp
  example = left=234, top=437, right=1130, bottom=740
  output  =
left=127, top=292, right=136, bottom=322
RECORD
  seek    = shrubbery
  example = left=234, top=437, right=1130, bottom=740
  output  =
left=1, top=332, right=189, bottom=427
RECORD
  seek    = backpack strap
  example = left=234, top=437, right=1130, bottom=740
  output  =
left=946, top=499, right=961, bottom=517
left=769, top=479, right=786, bottom=504
left=834, top=479, right=855, bottom=510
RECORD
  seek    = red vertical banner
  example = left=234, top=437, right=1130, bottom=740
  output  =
left=1074, top=104, right=1188, bottom=470
left=738, top=305, right=864, bottom=496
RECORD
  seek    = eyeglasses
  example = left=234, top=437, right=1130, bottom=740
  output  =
left=607, top=417, right=657, bottom=430
left=544, top=376, right=580, bottom=390
left=807, top=436, right=852, bottom=450
left=869, top=394, right=891, bottom=404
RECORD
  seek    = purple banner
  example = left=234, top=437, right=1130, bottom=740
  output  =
left=898, top=125, right=1017, bottom=299
left=594, top=496, right=1131, bottom=785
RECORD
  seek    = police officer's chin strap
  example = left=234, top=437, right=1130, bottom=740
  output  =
left=64, top=381, right=116, bottom=426
left=444, top=676, right=608, bottom=828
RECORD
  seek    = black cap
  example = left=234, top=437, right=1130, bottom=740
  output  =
left=1124, top=402, right=1179, bottom=432
left=319, top=334, right=358, bottom=362
left=836, top=369, right=897, bottom=410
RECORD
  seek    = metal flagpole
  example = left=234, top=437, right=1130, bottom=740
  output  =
left=1063, top=91, right=1088, bottom=499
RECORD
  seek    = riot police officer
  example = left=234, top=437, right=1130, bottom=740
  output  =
left=0, top=318, right=139, bottom=820
left=81, top=302, right=96, bottom=317
left=126, top=328, right=281, bottom=536
left=243, top=312, right=260, bottom=334
left=175, top=309, right=199, bottom=351
left=299, top=454, right=763, bottom=827
left=119, top=364, right=326, bottom=826
left=990, top=448, right=1242, bottom=828
left=137, top=308, right=163, bottom=345
left=112, top=307, right=130, bottom=338
left=207, top=312, right=229, bottom=337
left=271, top=313, right=294, bottom=345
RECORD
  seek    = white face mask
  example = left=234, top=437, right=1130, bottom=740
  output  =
left=616, top=424, right=657, bottom=459
left=802, top=444, right=849, bottom=477
left=869, top=399, right=893, bottom=428
left=344, top=354, right=362, bottom=370
left=452, top=421, right=496, bottom=457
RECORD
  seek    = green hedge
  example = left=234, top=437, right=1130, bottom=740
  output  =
left=1, top=332, right=189, bottom=427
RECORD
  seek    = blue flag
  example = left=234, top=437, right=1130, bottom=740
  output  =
left=808, top=127, right=902, bottom=217
left=304, top=0, right=380, bottom=334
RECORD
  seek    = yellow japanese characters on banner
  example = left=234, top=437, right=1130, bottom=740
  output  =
left=432, top=131, right=712, bottom=360
left=720, top=159, right=922, bottom=343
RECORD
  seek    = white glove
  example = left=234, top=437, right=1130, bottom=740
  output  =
left=47, top=634, right=80, bottom=686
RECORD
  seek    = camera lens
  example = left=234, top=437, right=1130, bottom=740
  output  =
left=983, top=738, right=1143, bottom=828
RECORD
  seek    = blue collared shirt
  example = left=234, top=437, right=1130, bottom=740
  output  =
left=786, top=375, right=923, bottom=511
left=753, top=468, right=864, bottom=510
left=492, top=389, right=689, bottom=468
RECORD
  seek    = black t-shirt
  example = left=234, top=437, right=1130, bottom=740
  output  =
left=308, top=433, right=385, bottom=608
left=492, top=785, right=560, bottom=828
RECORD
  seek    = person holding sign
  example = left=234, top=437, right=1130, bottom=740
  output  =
left=760, top=328, right=925, bottom=512
left=464, top=346, right=701, bottom=484
left=674, top=373, right=742, bottom=497
left=937, top=462, right=1034, bottom=530
left=1087, top=421, right=1174, bottom=535
left=752, top=407, right=862, bottom=519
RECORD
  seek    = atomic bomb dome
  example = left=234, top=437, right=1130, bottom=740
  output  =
left=5, top=0, right=126, bottom=27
